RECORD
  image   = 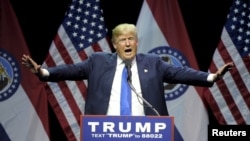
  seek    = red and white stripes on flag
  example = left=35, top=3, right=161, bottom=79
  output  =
left=43, top=0, right=111, bottom=140
left=136, top=0, right=208, bottom=141
left=203, top=0, right=250, bottom=124
left=0, top=0, right=49, bottom=140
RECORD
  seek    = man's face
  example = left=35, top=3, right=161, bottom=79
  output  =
left=113, top=32, right=138, bottom=61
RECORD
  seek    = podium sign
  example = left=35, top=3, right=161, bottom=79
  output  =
left=81, top=115, right=174, bottom=141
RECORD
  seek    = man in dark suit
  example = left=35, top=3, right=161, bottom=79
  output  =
left=22, top=23, right=234, bottom=116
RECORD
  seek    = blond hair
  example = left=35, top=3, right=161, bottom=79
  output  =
left=111, top=23, right=138, bottom=43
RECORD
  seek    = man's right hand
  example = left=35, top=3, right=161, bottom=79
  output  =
left=21, top=54, right=41, bottom=74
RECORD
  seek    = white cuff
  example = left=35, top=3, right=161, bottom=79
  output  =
left=207, top=74, right=216, bottom=82
left=40, top=68, right=49, bottom=77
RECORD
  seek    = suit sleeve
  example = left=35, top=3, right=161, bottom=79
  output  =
left=159, top=58, right=213, bottom=87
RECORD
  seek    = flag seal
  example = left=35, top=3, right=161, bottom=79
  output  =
left=148, top=46, right=189, bottom=101
left=0, top=48, right=21, bottom=101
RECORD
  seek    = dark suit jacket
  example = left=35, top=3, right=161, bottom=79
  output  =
left=43, top=52, right=213, bottom=116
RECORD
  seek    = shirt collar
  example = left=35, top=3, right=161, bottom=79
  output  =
left=117, top=56, right=124, bottom=65
left=117, top=56, right=136, bottom=66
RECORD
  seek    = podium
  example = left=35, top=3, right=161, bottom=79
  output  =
left=80, top=115, right=174, bottom=141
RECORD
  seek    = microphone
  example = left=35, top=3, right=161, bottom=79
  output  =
left=123, top=59, right=132, bottom=83
left=123, top=59, right=160, bottom=116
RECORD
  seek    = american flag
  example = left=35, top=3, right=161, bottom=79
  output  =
left=42, top=0, right=111, bottom=140
left=203, top=0, right=250, bottom=124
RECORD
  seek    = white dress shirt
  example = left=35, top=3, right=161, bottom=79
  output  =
left=106, top=57, right=145, bottom=116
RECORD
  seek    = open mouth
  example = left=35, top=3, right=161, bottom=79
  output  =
left=124, top=49, right=132, bottom=56
left=125, top=49, right=132, bottom=53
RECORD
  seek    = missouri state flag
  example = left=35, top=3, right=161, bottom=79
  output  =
left=136, top=0, right=208, bottom=141
left=0, top=0, right=49, bottom=140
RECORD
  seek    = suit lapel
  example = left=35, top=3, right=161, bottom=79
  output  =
left=102, top=53, right=117, bottom=98
left=136, top=54, right=150, bottom=100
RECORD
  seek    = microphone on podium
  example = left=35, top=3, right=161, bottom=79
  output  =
left=123, top=59, right=160, bottom=116
left=123, top=59, right=132, bottom=83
